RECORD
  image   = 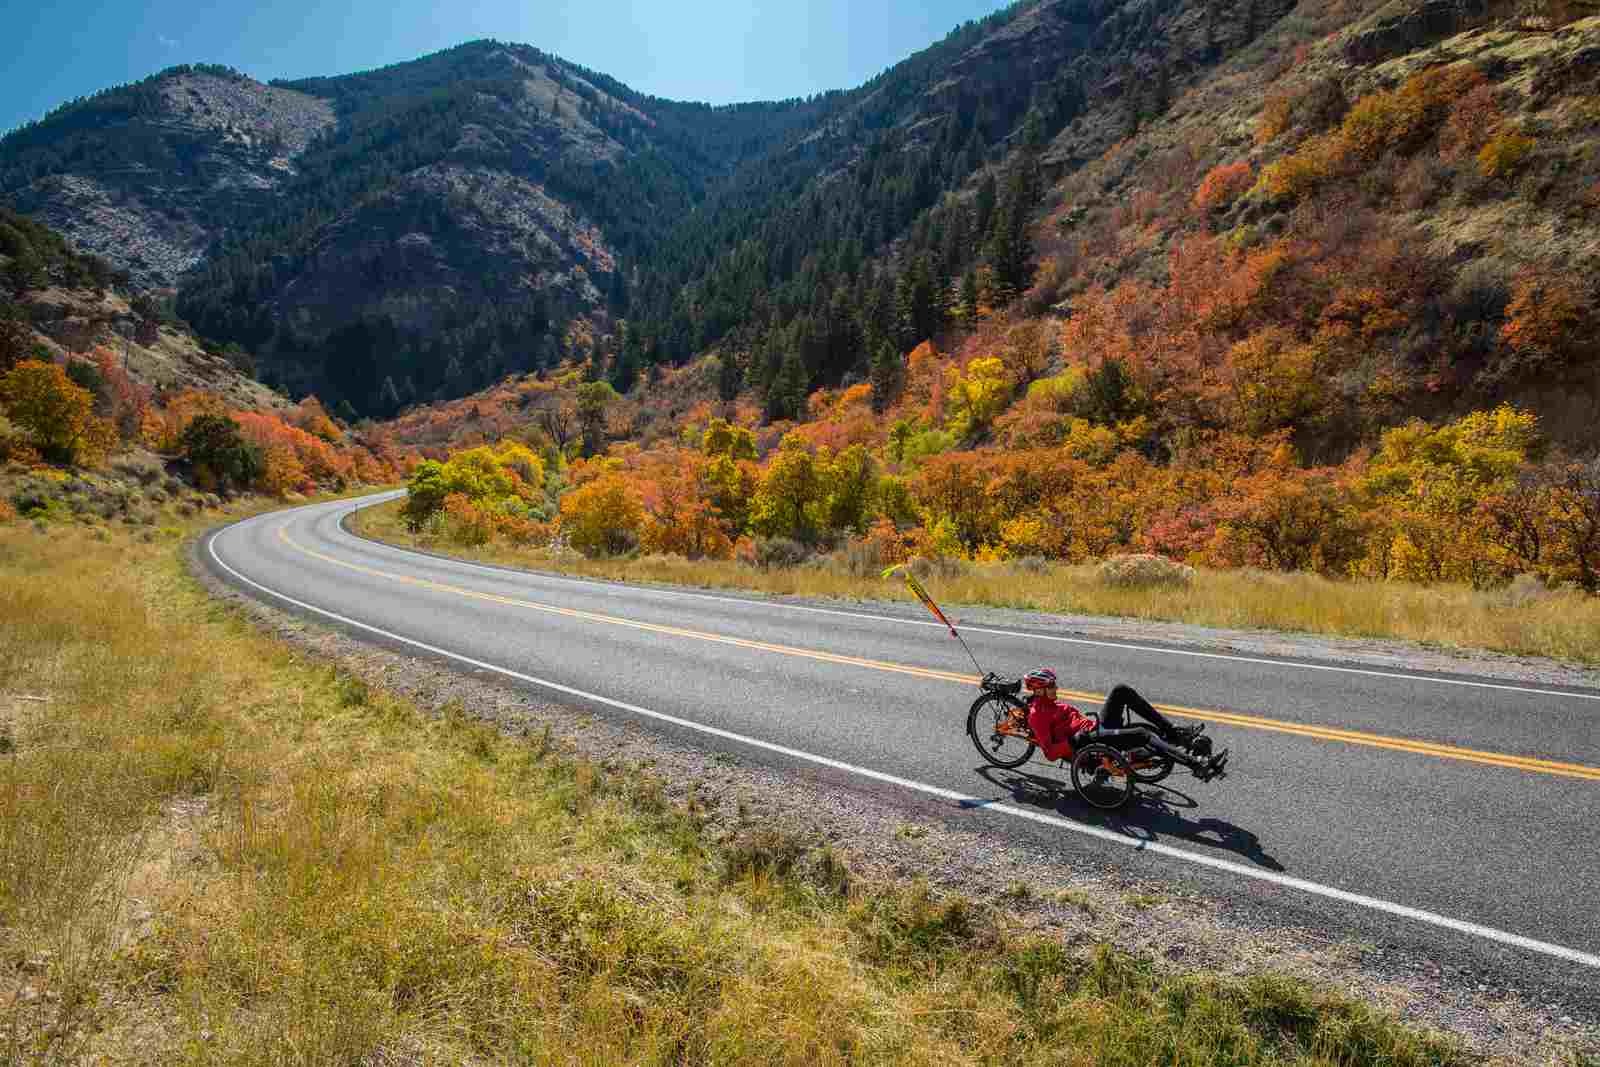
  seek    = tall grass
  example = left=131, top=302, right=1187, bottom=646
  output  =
left=0, top=518, right=1478, bottom=1063
left=354, top=499, right=1600, bottom=666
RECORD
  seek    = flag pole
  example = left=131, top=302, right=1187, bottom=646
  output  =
left=952, top=627, right=986, bottom=677
left=883, top=563, right=988, bottom=678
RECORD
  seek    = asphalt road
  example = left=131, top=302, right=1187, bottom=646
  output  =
left=203, top=493, right=1600, bottom=1007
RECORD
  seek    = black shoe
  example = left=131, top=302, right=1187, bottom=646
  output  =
left=1194, top=749, right=1229, bottom=782
left=1189, top=735, right=1214, bottom=759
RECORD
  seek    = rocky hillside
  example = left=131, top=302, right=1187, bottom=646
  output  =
left=1, top=68, right=335, bottom=288
left=17, top=286, right=283, bottom=410
left=1023, top=0, right=1600, bottom=451
left=0, top=205, right=278, bottom=408
left=158, top=42, right=827, bottom=411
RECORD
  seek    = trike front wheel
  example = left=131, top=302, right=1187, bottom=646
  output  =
left=966, top=692, right=1035, bottom=768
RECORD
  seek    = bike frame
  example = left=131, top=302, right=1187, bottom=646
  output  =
left=992, top=707, right=1163, bottom=771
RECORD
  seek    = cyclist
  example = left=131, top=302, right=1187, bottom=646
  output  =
left=1022, top=668, right=1228, bottom=781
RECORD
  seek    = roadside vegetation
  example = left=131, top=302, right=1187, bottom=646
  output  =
left=0, top=510, right=1483, bottom=1064
left=353, top=494, right=1600, bottom=666
left=360, top=16, right=1600, bottom=667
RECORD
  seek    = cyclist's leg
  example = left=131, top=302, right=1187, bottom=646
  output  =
left=1104, top=684, right=1179, bottom=736
left=1095, top=725, right=1199, bottom=767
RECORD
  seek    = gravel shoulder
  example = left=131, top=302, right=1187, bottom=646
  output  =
left=190, top=525, right=1600, bottom=1065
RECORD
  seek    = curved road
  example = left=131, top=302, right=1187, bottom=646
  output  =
left=204, top=493, right=1600, bottom=1008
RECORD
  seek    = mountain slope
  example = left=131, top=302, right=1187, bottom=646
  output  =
left=3, top=0, right=1302, bottom=417
left=172, top=41, right=837, bottom=410
left=1, top=67, right=335, bottom=288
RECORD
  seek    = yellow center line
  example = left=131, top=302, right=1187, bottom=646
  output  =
left=281, top=525, right=1600, bottom=783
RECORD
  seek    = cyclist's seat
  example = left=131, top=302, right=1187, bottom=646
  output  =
left=983, top=674, right=1022, bottom=696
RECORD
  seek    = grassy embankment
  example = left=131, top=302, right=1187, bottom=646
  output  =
left=0, top=505, right=1484, bottom=1063
left=352, top=498, right=1600, bottom=667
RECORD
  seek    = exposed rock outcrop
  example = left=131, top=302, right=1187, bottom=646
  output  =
left=1342, top=0, right=1499, bottom=63
left=7, top=74, right=334, bottom=289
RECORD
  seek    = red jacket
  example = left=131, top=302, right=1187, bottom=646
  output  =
left=1027, top=694, right=1096, bottom=761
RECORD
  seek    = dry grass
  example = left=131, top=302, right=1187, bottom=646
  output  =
left=0, top=511, right=1478, bottom=1064
left=354, top=499, right=1600, bottom=666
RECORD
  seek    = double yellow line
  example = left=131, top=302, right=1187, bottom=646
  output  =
left=1054, top=688, right=1600, bottom=781
left=282, top=525, right=1600, bottom=783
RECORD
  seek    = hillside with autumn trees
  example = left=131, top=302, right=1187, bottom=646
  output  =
left=0, top=207, right=415, bottom=518
left=7, top=0, right=1600, bottom=598
left=362, top=0, right=1600, bottom=605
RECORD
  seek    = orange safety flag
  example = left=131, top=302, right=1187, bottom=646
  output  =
left=882, top=563, right=958, bottom=636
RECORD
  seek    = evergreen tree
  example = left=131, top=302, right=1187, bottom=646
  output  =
left=767, top=348, right=808, bottom=422
left=610, top=339, right=639, bottom=394
left=1022, top=109, right=1046, bottom=152
left=378, top=375, right=402, bottom=415
left=607, top=267, right=629, bottom=314
left=959, top=270, right=980, bottom=322
left=869, top=341, right=902, bottom=414
left=575, top=380, right=615, bottom=457
left=0, top=302, right=32, bottom=375
left=822, top=284, right=861, bottom=382
left=984, top=150, right=1041, bottom=306
left=974, top=172, right=999, bottom=239
left=1154, top=63, right=1174, bottom=117
left=962, top=125, right=986, bottom=175
left=1124, top=92, right=1144, bottom=141
left=1084, top=357, right=1132, bottom=425
left=717, top=350, right=742, bottom=402
left=756, top=331, right=785, bottom=395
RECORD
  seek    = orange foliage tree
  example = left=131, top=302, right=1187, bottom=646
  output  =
left=144, top=389, right=229, bottom=453
left=0, top=359, right=113, bottom=465
left=1212, top=463, right=1363, bottom=573
left=1499, top=271, right=1593, bottom=372
left=1193, top=162, right=1253, bottom=212
left=636, top=449, right=733, bottom=559
left=559, top=472, right=643, bottom=557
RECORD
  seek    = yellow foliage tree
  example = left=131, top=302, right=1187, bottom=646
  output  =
left=944, top=357, right=1011, bottom=442
left=1256, top=133, right=1346, bottom=202
left=559, top=472, right=644, bottom=557
left=750, top=433, right=820, bottom=541
left=812, top=444, right=877, bottom=535
left=1226, top=329, right=1325, bottom=434
left=1357, top=405, right=1542, bottom=586
left=701, top=417, right=758, bottom=460
left=1476, top=127, right=1535, bottom=178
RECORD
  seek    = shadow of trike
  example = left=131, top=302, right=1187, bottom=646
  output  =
left=969, top=763, right=1285, bottom=872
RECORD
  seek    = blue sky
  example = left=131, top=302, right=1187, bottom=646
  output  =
left=1, top=0, right=1013, bottom=135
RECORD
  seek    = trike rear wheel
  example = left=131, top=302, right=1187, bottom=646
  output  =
left=1071, top=743, right=1136, bottom=810
left=1130, top=753, right=1175, bottom=784
left=966, top=692, right=1035, bottom=768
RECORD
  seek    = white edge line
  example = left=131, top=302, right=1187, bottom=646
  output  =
left=332, top=493, right=1600, bottom=705
left=209, top=518, right=1600, bottom=972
